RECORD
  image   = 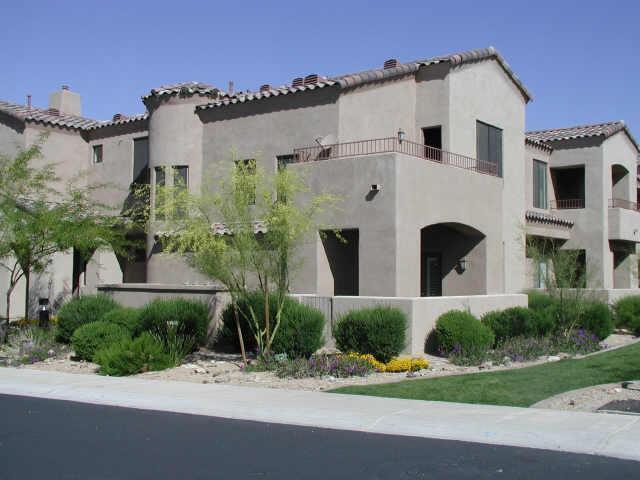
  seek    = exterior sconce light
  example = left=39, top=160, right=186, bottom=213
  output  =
left=38, top=298, right=50, bottom=329
left=397, top=128, right=406, bottom=144
left=456, top=258, right=467, bottom=273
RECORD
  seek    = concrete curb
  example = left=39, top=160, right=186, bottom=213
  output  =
left=1, top=367, right=639, bottom=462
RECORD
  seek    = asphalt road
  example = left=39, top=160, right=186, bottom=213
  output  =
left=1, top=394, right=637, bottom=479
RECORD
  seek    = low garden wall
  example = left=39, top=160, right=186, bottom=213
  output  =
left=293, top=294, right=527, bottom=355
left=97, top=283, right=230, bottom=339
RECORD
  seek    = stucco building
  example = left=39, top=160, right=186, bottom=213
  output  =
left=1, top=46, right=639, bottom=320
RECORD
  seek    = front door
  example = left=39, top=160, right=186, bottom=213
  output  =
left=421, top=253, right=442, bottom=297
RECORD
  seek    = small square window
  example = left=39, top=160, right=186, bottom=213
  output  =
left=93, top=145, right=103, bottom=164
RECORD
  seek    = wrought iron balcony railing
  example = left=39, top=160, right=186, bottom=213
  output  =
left=609, top=198, right=639, bottom=211
left=550, top=199, right=585, bottom=210
left=292, top=137, right=500, bottom=177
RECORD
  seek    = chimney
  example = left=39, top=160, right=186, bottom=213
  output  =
left=260, top=84, right=271, bottom=92
left=26, top=94, right=32, bottom=109
left=303, top=74, right=319, bottom=86
left=384, top=59, right=398, bottom=69
left=291, top=77, right=304, bottom=88
left=228, top=81, right=234, bottom=95
left=49, top=85, right=81, bottom=116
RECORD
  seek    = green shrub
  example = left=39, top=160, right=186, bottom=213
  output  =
left=481, top=307, right=536, bottom=343
left=56, top=295, right=120, bottom=343
left=94, top=332, right=173, bottom=376
left=150, top=321, right=196, bottom=367
left=101, top=308, right=144, bottom=336
left=71, top=321, right=130, bottom=361
left=613, top=295, right=640, bottom=335
left=579, top=301, right=613, bottom=340
left=527, top=290, right=557, bottom=312
left=219, top=293, right=325, bottom=358
left=333, top=306, right=406, bottom=363
left=139, top=299, right=209, bottom=347
left=435, top=310, right=494, bottom=357
left=531, top=307, right=557, bottom=337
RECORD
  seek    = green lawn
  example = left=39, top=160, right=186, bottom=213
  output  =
left=331, top=342, right=640, bottom=407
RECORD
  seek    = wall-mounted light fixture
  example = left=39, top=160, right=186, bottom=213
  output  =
left=397, top=128, right=406, bottom=144
left=370, top=184, right=383, bottom=191
left=456, top=258, right=467, bottom=273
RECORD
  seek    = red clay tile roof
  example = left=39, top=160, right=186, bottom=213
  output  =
left=526, top=121, right=639, bottom=151
left=197, top=46, right=532, bottom=112
left=525, top=210, right=574, bottom=228
left=142, top=81, right=220, bottom=101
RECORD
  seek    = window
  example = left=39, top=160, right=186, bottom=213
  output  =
left=533, top=159, right=548, bottom=209
left=422, top=126, right=442, bottom=161
left=133, top=137, right=149, bottom=183
left=276, top=155, right=293, bottom=203
left=235, top=159, right=256, bottom=205
left=535, top=260, right=547, bottom=289
left=173, top=166, right=188, bottom=217
left=476, top=121, right=502, bottom=176
left=154, top=166, right=166, bottom=220
left=92, top=145, right=103, bottom=164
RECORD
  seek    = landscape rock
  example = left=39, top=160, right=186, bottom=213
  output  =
left=547, top=356, right=561, bottom=362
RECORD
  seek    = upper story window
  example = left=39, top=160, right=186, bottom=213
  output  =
left=154, top=166, right=166, bottom=220
left=173, top=165, right=188, bottom=189
left=92, top=145, right=103, bottom=164
left=533, top=159, right=548, bottom=209
left=235, top=159, right=256, bottom=205
left=133, top=137, right=149, bottom=184
left=276, top=155, right=294, bottom=203
left=173, top=166, right=189, bottom=218
left=476, top=121, right=502, bottom=176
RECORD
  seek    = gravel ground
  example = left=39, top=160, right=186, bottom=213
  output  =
left=19, top=334, right=639, bottom=393
left=532, top=382, right=640, bottom=413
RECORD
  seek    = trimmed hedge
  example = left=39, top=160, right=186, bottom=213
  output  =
left=219, top=293, right=325, bottom=358
left=613, top=295, right=640, bottom=335
left=333, top=306, right=406, bottom=363
left=580, top=302, right=614, bottom=340
left=435, top=310, right=494, bottom=356
left=56, top=295, right=120, bottom=343
left=481, top=307, right=536, bottom=343
left=138, top=299, right=209, bottom=347
left=71, top=321, right=130, bottom=361
left=94, top=332, right=173, bottom=376
left=102, top=307, right=144, bottom=336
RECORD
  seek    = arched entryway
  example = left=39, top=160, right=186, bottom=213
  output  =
left=420, top=223, right=487, bottom=296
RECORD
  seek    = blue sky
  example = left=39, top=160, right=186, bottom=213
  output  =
left=1, top=0, right=638, bottom=138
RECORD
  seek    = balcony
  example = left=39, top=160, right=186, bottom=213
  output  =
left=609, top=198, right=640, bottom=242
left=550, top=199, right=585, bottom=210
left=292, top=137, right=500, bottom=177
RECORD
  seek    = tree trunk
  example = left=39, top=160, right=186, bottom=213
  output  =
left=263, top=284, right=270, bottom=355
left=233, top=303, right=247, bottom=365
left=24, top=269, right=30, bottom=320
left=2, top=287, right=13, bottom=343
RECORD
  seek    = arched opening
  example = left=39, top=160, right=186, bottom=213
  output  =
left=611, top=164, right=630, bottom=203
left=420, top=223, right=486, bottom=296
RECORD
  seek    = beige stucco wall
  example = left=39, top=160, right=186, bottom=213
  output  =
left=448, top=59, right=527, bottom=294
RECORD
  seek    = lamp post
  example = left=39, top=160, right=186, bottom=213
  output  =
left=38, top=298, right=50, bottom=329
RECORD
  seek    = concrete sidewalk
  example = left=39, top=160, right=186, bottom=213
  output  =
left=1, top=367, right=639, bottom=462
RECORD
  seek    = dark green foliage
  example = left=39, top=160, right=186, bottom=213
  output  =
left=578, top=301, right=613, bottom=340
left=71, top=321, right=130, bottom=361
left=94, top=332, right=173, bottom=376
left=101, top=307, right=144, bottom=336
left=333, top=306, right=406, bottom=363
left=481, top=307, right=536, bottom=343
left=526, top=290, right=556, bottom=312
left=434, top=310, right=494, bottom=357
left=138, top=298, right=209, bottom=347
left=613, top=295, right=640, bottom=335
left=56, top=294, right=120, bottom=343
left=219, top=293, right=325, bottom=358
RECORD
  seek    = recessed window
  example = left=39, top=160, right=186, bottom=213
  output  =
left=133, top=137, right=149, bottom=183
left=235, top=159, right=256, bottom=205
left=533, top=159, right=548, bottom=209
left=173, top=166, right=189, bottom=218
left=155, top=166, right=166, bottom=220
left=476, top=121, right=502, bottom=176
left=92, top=145, right=103, bottom=164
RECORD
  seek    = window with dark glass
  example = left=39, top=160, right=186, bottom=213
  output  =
left=276, top=155, right=294, bottom=203
left=533, top=159, right=548, bottom=209
left=173, top=166, right=188, bottom=217
left=154, top=166, right=166, bottom=220
left=92, top=145, right=103, bottom=164
left=476, top=121, right=502, bottom=176
left=133, top=137, right=149, bottom=183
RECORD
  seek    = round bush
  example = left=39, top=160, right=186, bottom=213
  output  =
left=579, top=301, right=613, bottom=340
left=139, top=299, right=209, bottom=347
left=481, top=307, right=536, bottom=343
left=56, top=294, right=120, bottom=343
left=435, top=310, right=494, bottom=356
left=102, top=308, right=144, bottom=336
left=71, top=321, right=130, bottom=361
left=218, top=293, right=325, bottom=358
left=333, top=306, right=406, bottom=363
left=527, top=290, right=557, bottom=312
left=614, top=295, right=640, bottom=334
left=531, top=307, right=556, bottom=337
left=94, top=332, right=173, bottom=376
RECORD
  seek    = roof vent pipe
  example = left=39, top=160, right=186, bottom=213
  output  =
left=26, top=94, right=32, bottom=109
left=383, top=59, right=398, bottom=69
